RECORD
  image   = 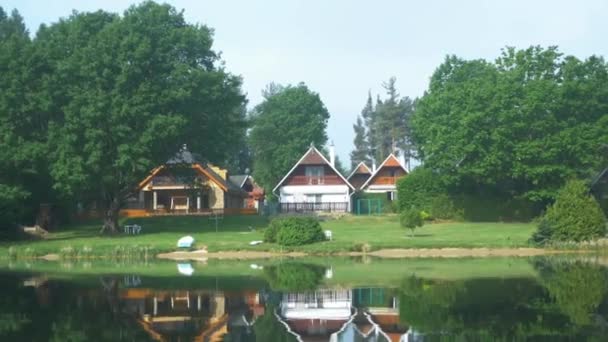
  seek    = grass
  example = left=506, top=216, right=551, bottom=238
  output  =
left=0, top=214, right=537, bottom=259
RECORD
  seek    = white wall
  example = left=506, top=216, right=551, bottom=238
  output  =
left=279, top=185, right=350, bottom=203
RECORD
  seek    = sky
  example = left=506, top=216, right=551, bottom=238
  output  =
left=5, top=0, right=608, bottom=166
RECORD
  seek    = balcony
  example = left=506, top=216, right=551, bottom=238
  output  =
left=287, top=175, right=343, bottom=186
left=373, top=176, right=399, bottom=185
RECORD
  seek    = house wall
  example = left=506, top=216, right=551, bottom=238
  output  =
left=283, top=165, right=346, bottom=186
left=349, top=174, right=370, bottom=190
left=209, top=183, right=224, bottom=210
left=368, top=166, right=407, bottom=186
left=279, top=185, right=350, bottom=204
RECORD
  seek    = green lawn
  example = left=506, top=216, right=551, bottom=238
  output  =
left=0, top=214, right=536, bottom=258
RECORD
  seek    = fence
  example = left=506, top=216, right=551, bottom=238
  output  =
left=279, top=202, right=348, bottom=213
left=354, top=198, right=383, bottom=215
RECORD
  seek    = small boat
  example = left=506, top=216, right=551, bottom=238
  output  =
left=177, top=236, right=195, bottom=248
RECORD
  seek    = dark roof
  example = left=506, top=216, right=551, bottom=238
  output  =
left=229, top=175, right=249, bottom=188
left=592, top=167, right=608, bottom=188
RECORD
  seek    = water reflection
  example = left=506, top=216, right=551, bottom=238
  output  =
left=0, top=257, right=607, bottom=341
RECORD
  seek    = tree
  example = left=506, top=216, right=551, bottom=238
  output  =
left=400, top=208, right=424, bottom=237
left=412, top=47, right=608, bottom=204
left=249, top=83, right=330, bottom=192
left=0, top=7, right=42, bottom=230
left=42, top=2, right=245, bottom=233
left=531, top=179, right=606, bottom=244
left=349, top=116, right=370, bottom=169
left=352, top=79, right=414, bottom=167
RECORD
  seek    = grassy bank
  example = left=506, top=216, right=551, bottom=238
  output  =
left=0, top=215, right=537, bottom=259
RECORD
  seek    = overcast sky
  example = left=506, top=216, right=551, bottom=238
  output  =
left=5, top=0, right=608, bottom=166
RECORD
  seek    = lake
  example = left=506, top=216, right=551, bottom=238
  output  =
left=0, top=256, right=607, bottom=341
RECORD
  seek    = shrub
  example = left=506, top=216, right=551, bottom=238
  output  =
left=273, top=216, right=325, bottom=246
left=263, top=219, right=282, bottom=242
left=429, top=193, right=462, bottom=220
left=531, top=180, right=607, bottom=245
left=400, top=208, right=424, bottom=236
left=397, top=167, right=445, bottom=212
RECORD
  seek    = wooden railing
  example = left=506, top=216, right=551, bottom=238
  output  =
left=287, top=175, right=343, bottom=185
left=372, top=176, right=399, bottom=185
left=280, top=202, right=348, bottom=213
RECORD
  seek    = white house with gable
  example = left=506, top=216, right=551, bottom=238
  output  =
left=273, top=145, right=355, bottom=213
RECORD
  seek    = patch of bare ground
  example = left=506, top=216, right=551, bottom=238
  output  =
left=157, top=249, right=306, bottom=260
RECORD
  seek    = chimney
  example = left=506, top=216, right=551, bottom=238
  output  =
left=329, top=142, right=336, bottom=167
left=372, top=161, right=377, bottom=173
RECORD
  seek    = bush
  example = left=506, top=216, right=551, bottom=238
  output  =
left=273, top=216, right=325, bottom=246
left=400, top=208, right=424, bottom=236
left=397, top=167, right=445, bottom=212
left=531, top=180, right=607, bottom=245
left=429, top=193, right=462, bottom=220
left=263, top=219, right=282, bottom=242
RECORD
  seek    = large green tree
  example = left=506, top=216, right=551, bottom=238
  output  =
left=38, top=1, right=246, bottom=233
left=412, top=46, right=608, bottom=202
left=249, top=83, right=330, bottom=193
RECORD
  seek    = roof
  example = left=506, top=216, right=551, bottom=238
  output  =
left=347, top=162, right=372, bottom=180
left=138, top=146, right=243, bottom=194
left=272, top=146, right=355, bottom=193
left=360, top=154, right=408, bottom=190
left=229, top=175, right=249, bottom=188
left=591, top=167, right=608, bottom=188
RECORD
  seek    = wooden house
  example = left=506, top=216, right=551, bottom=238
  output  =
left=359, top=154, right=408, bottom=201
left=132, top=146, right=247, bottom=214
left=347, top=162, right=372, bottom=190
left=273, top=145, right=355, bottom=213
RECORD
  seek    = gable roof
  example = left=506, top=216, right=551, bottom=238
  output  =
left=229, top=175, right=249, bottom=188
left=273, top=146, right=355, bottom=192
left=347, top=162, right=372, bottom=180
left=360, top=154, right=408, bottom=190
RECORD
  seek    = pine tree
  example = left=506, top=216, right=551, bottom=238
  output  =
left=349, top=116, right=370, bottom=169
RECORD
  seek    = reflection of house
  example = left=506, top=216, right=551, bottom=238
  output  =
left=129, top=145, right=248, bottom=215
left=279, top=288, right=354, bottom=341
left=348, top=162, right=373, bottom=191
left=120, top=288, right=264, bottom=342
left=274, top=145, right=355, bottom=213
left=359, top=154, right=408, bottom=201
left=352, top=288, right=409, bottom=342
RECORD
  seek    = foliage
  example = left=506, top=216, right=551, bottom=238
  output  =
left=412, top=46, right=608, bottom=205
left=429, top=193, right=462, bottom=220
left=274, top=216, right=325, bottom=246
left=532, top=179, right=606, bottom=244
left=263, top=262, right=326, bottom=291
left=263, top=218, right=282, bottom=243
left=536, top=259, right=608, bottom=325
left=249, top=83, right=330, bottom=192
left=351, top=79, right=414, bottom=165
left=397, top=167, right=445, bottom=212
left=400, top=208, right=424, bottom=236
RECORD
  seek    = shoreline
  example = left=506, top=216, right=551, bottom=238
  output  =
left=154, top=247, right=578, bottom=261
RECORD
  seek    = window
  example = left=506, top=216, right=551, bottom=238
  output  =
left=305, top=166, right=324, bottom=184
left=307, top=194, right=322, bottom=203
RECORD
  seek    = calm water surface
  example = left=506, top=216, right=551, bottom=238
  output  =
left=0, top=256, right=607, bottom=341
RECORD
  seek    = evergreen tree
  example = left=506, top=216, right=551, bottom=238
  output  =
left=349, top=116, right=370, bottom=169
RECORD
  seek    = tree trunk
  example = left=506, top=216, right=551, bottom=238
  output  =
left=101, top=197, right=120, bottom=234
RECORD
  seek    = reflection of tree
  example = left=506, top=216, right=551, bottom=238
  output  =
left=252, top=304, right=298, bottom=342
left=398, top=272, right=606, bottom=339
left=536, top=258, right=608, bottom=325
left=263, top=262, right=326, bottom=291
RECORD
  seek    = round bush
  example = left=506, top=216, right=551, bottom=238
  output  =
left=532, top=180, right=607, bottom=244
left=263, top=218, right=282, bottom=243
left=274, top=216, right=325, bottom=246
